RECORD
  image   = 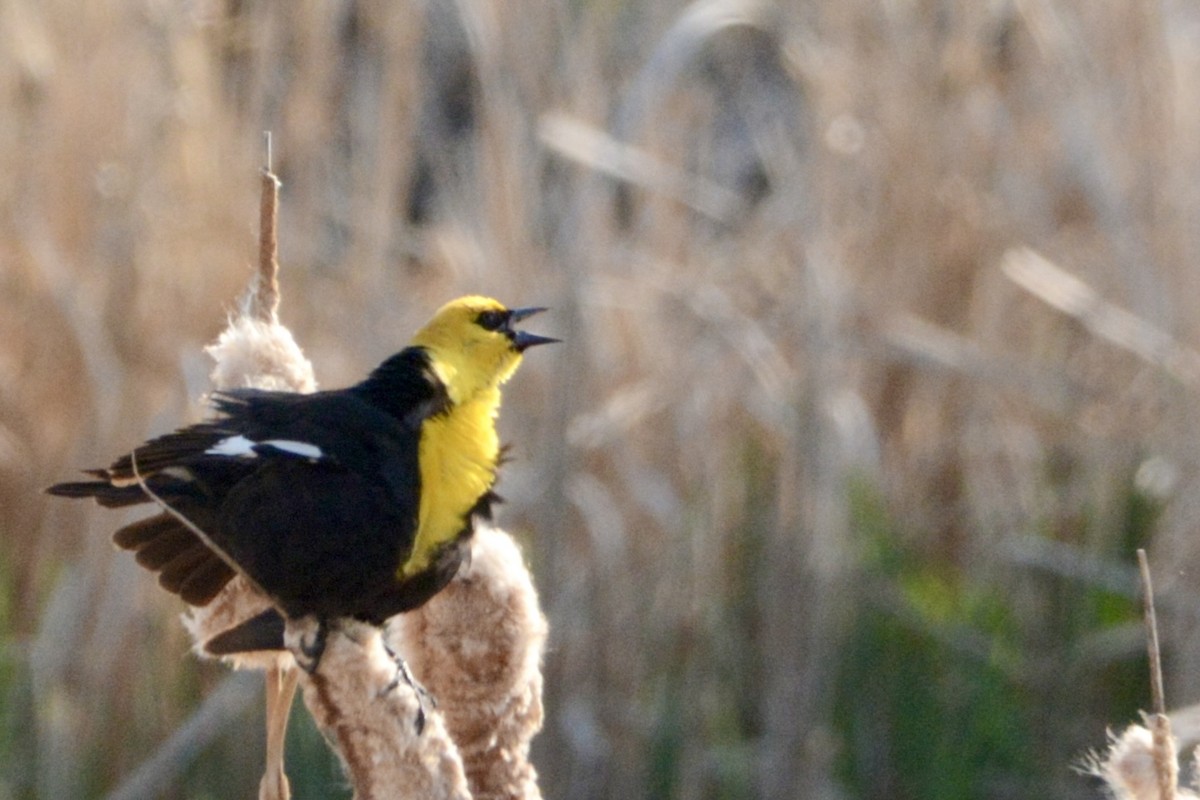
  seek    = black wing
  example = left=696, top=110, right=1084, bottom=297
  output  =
left=200, top=392, right=428, bottom=620
left=47, top=421, right=247, bottom=604
left=46, top=346, right=449, bottom=616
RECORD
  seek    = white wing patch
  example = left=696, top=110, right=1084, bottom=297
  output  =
left=206, top=435, right=259, bottom=458
left=159, top=466, right=196, bottom=482
left=205, top=435, right=324, bottom=461
left=261, top=439, right=324, bottom=460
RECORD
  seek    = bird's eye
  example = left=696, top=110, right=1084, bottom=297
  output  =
left=476, top=310, right=508, bottom=331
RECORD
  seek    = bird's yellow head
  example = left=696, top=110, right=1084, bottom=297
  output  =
left=411, top=296, right=556, bottom=404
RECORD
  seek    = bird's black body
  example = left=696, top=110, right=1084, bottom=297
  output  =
left=49, top=348, right=481, bottom=629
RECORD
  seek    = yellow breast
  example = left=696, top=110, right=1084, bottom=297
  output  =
left=399, top=386, right=501, bottom=578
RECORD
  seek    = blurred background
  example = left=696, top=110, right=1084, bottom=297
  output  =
left=1, top=0, right=1196, bottom=797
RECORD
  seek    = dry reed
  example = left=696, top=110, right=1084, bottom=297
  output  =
left=5, top=0, right=1200, bottom=797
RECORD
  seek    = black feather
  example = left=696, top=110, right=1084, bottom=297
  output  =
left=204, top=608, right=287, bottom=654
left=158, top=542, right=218, bottom=591
left=134, top=526, right=201, bottom=570
left=177, top=558, right=237, bottom=606
left=45, top=345, right=481, bottom=652
left=113, top=513, right=180, bottom=550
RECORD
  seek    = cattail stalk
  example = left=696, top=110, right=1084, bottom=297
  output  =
left=186, top=139, right=311, bottom=800
left=251, top=132, right=281, bottom=323
left=184, top=142, right=546, bottom=798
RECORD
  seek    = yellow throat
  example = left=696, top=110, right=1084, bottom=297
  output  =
left=401, top=383, right=503, bottom=577
left=398, top=296, right=526, bottom=578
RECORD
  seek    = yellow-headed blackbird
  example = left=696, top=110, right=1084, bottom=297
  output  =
left=48, top=296, right=555, bottom=662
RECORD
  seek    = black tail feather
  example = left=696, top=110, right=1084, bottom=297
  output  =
left=158, top=542, right=215, bottom=590
left=134, top=526, right=200, bottom=570
left=113, top=513, right=178, bottom=550
left=204, top=608, right=287, bottom=654
left=45, top=480, right=116, bottom=498
left=103, top=425, right=229, bottom=481
left=174, top=557, right=236, bottom=606
left=112, top=512, right=237, bottom=607
left=46, top=480, right=150, bottom=509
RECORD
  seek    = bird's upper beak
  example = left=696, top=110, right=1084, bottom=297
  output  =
left=507, top=307, right=559, bottom=351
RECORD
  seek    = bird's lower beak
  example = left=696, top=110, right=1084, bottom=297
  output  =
left=507, top=307, right=559, bottom=351
left=513, top=331, right=559, bottom=351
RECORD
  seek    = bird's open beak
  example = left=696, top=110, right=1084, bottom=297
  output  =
left=507, top=307, right=559, bottom=351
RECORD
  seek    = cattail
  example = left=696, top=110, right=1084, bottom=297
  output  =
left=299, top=622, right=472, bottom=800
left=393, top=523, right=548, bottom=800
left=1087, top=723, right=1200, bottom=800
left=181, top=155, right=546, bottom=798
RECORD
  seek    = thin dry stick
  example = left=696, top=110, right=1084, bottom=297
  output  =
left=1138, top=548, right=1178, bottom=800
left=260, top=666, right=298, bottom=800
left=1139, top=550, right=1166, bottom=718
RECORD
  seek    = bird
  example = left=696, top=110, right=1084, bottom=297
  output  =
left=47, top=295, right=556, bottom=668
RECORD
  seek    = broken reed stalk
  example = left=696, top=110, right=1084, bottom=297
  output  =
left=1138, top=548, right=1177, bottom=800
left=181, top=135, right=310, bottom=800
left=252, top=132, right=282, bottom=323
left=1139, top=549, right=1166, bottom=720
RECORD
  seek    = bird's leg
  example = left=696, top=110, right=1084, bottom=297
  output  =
left=283, top=616, right=328, bottom=674
left=381, top=638, right=434, bottom=735
left=298, top=623, right=327, bottom=673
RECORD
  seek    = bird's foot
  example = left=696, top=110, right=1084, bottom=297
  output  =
left=381, top=640, right=434, bottom=734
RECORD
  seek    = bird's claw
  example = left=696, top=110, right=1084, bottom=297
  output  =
left=381, top=641, right=434, bottom=734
